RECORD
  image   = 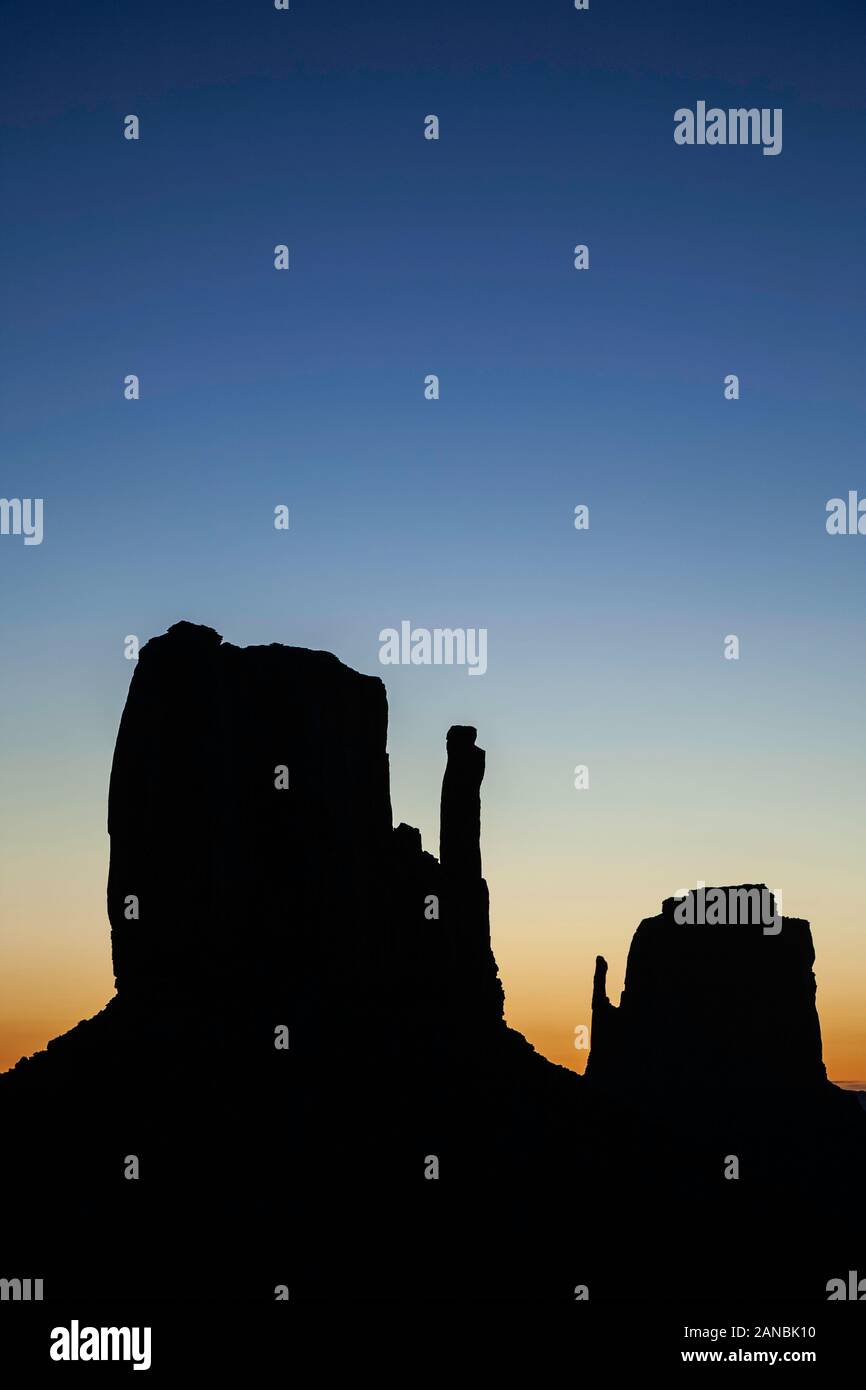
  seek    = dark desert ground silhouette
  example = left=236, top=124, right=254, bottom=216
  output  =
left=1, top=622, right=864, bottom=1302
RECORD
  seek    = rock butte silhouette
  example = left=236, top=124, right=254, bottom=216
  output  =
left=1, top=622, right=864, bottom=1302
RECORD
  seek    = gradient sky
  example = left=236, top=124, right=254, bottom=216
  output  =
left=2, top=0, right=865, bottom=1082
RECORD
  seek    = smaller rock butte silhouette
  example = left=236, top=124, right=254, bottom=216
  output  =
left=0, top=621, right=863, bottom=1303
left=588, top=889, right=827, bottom=1106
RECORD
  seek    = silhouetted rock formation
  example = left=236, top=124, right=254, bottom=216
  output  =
left=0, top=623, right=864, bottom=1307
left=587, top=888, right=827, bottom=1106
left=103, top=624, right=509, bottom=1061
left=108, top=620, right=392, bottom=1016
left=440, top=725, right=484, bottom=880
